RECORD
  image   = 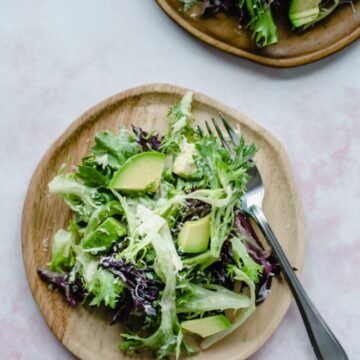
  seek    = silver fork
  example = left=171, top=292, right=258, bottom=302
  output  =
left=207, top=116, right=348, bottom=360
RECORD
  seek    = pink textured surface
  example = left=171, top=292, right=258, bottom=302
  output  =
left=0, top=1, right=359, bottom=359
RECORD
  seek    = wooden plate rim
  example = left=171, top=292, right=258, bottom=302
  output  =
left=21, top=83, right=305, bottom=359
left=156, top=0, right=360, bottom=68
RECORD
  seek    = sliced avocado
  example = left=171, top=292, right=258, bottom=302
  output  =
left=81, top=217, right=126, bottom=251
left=178, top=214, right=210, bottom=253
left=289, top=0, right=321, bottom=27
left=109, top=152, right=165, bottom=193
left=181, top=315, right=231, bottom=338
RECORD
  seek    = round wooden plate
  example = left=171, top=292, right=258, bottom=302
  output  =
left=22, top=84, right=305, bottom=359
left=156, top=0, right=360, bottom=67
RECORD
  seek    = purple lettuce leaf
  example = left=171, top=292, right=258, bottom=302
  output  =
left=37, top=266, right=86, bottom=307
left=132, top=125, right=162, bottom=151
left=200, top=0, right=249, bottom=25
left=181, top=199, right=211, bottom=222
left=199, top=0, right=290, bottom=26
left=206, top=240, right=235, bottom=289
left=99, top=255, right=163, bottom=321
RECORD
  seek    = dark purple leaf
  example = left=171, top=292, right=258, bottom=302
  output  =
left=110, top=290, right=134, bottom=325
left=199, top=0, right=290, bottom=26
left=207, top=240, right=235, bottom=289
left=201, top=0, right=240, bottom=15
left=100, top=255, right=163, bottom=318
left=200, top=0, right=249, bottom=26
left=132, top=125, right=162, bottom=151
left=181, top=199, right=211, bottom=222
left=37, top=267, right=85, bottom=307
left=234, top=210, right=263, bottom=250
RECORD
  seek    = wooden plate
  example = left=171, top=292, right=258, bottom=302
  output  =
left=156, top=0, right=360, bottom=67
left=22, top=83, right=305, bottom=359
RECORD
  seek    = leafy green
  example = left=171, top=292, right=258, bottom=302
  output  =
left=48, top=174, right=100, bottom=220
left=176, top=283, right=251, bottom=313
left=182, top=250, right=217, bottom=270
left=111, top=190, right=138, bottom=246
left=231, top=237, right=263, bottom=283
left=88, top=268, right=123, bottom=308
left=76, top=163, right=111, bottom=187
left=76, top=250, right=123, bottom=309
left=161, top=92, right=195, bottom=152
left=92, top=127, right=140, bottom=169
left=245, top=0, right=278, bottom=47
left=49, top=229, right=75, bottom=272
left=81, top=217, right=127, bottom=253
left=179, top=0, right=200, bottom=11
left=120, top=205, right=183, bottom=359
left=191, top=129, right=256, bottom=260
left=201, top=266, right=256, bottom=349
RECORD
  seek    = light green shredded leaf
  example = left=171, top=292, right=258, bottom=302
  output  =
left=49, top=229, right=75, bottom=272
left=201, top=266, right=256, bottom=349
left=76, top=250, right=123, bottom=309
left=176, top=283, right=251, bottom=313
left=231, top=237, right=263, bottom=283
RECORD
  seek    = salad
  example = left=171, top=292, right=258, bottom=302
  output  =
left=179, top=0, right=350, bottom=47
left=37, top=92, right=280, bottom=359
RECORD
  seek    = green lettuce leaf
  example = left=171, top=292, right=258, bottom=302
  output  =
left=76, top=251, right=123, bottom=309
left=176, top=283, right=251, bottom=314
left=161, top=92, right=195, bottom=152
left=120, top=205, right=183, bottom=359
left=92, top=127, right=140, bottom=169
left=200, top=266, right=256, bottom=349
left=48, top=174, right=99, bottom=220
left=245, top=0, right=278, bottom=47
left=231, top=237, right=263, bottom=283
left=76, top=162, right=111, bottom=187
left=49, top=229, right=75, bottom=272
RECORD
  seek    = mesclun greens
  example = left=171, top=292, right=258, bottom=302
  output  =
left=179, top=0, right=351, bottom=47
left=37, top=92, right=280, bottom=359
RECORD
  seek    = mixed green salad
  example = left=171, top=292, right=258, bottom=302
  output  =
left=179, top=0, right=351, bottom=47
left=38, top=93, right=280, bottom=359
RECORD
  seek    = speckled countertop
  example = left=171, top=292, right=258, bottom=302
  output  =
left=1, top=1, right=359, bottom=359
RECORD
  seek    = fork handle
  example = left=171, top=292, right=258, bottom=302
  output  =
left=248, top=205, right=348, bottom=360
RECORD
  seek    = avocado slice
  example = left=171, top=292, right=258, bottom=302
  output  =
left=178, top=214, right=210, bottom=253
left=289, top=0, right=321, bottom=27
left=109, top=152, right=165, bottom=193
left=181, top=315, right=231, bottom=338
left=81, top=217, right=127, bottom=251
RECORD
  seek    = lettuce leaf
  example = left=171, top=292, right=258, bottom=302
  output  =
left=161, top=92, right=195, bottom=152
left=120, top=205, right=183, bottom=359
left=48, top=174, right=99, bottom=220
left=76, top=251, right=123, bottom=309
left=92, top=127, right=140, bottom=169
left=176, top=283, right=251, bottom=313
left=231, top=237, right=263, bottom=283
left=49, top=229, right=75, bottom=272
left=245, top=0, right=278, bottom=47
left=201, top=266, right=256, bottom=349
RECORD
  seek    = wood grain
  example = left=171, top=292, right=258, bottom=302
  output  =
left=156, top=0, right=360, bottom=67
left=22, top=83, right=305, bottom=359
